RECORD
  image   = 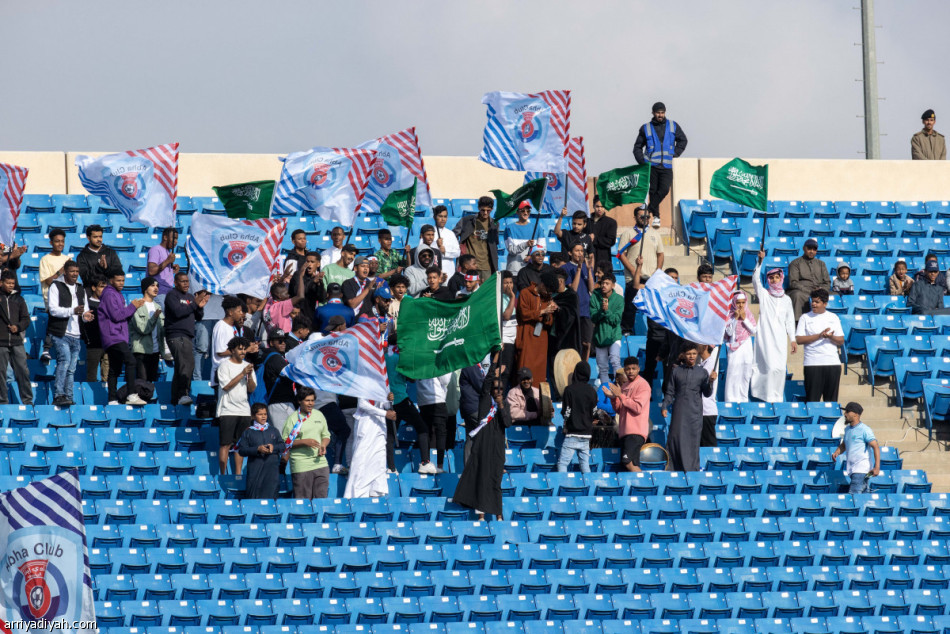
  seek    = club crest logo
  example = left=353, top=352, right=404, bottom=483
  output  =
left=669, top=297, right=698, bottom=324
left=308, top=164, right=331, bottom=188
left=219, top=240, right=250, bottom=268
left=520, top=111, right=540, bottom=142
left=372, top=157, right=395, bottom=188
left=294, top=334, right=358, bottom=390
left=116, top=173, right=142, bottom=200
left=543, top=172, right=559, bottom=190
left=15, top=559, right=68, bottom=621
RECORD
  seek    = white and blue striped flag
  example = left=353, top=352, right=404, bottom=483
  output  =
left=525, top=136, right=588, bottom=214
left=479, top=90, right=571, bottom=172
left=186, top=213, right=286, bottom=298
left=75, top=143, right=178, bottom=228
left=0, top=470, right=95, bottom=633
left=272, top=146, right=377, bottom=223
left=357, top=127, right=432, bottom=217
left=633, top=270, right=738, bottom=346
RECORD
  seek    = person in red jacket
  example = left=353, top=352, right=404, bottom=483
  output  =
left=609, top=356, right=651, bottom=472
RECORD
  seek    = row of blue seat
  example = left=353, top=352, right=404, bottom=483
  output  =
left=92, top=564, right=950, bottom=601
left=89, top=615, right=950, bottom=634
left=84, top=540, right=950, bottom=577
left=92, top=616, right=950, bottom=634
left=84, top=516, right=950, bottom=550
left=78, top=492, right=950, bottom=525
left=88, top=589, right=950, bottom=626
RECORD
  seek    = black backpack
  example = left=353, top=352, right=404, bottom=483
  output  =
left=117, top=379, right=155, bottom=404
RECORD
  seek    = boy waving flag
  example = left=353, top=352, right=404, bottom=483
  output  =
left=75, top=143, right=178, bottom=228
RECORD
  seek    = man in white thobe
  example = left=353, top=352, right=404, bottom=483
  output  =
left=750, top=253, right=798, bottom=402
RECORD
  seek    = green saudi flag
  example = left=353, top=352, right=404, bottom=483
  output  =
left=490, top=177, right=547, bottom=220
left=213, top=180, right=275, bottom=220
left=595, top=164, right=651, bottom=210
left=379, top=178, right=417, bottom=229
left=397, top=274, right=502, bottom=380
left=709, top=158, right=769, bottom=212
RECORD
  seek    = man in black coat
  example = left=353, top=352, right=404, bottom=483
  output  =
left=77, top=224, right=124, bottom=291
left=588, top=196, right=618, bottom=272
left=0, top=270, right=31, bottom=404
left=164, top=272, right=210, bottom=405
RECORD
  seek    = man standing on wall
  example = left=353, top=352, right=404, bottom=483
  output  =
left=633, top=102, right=688, bottom=227
left=912, top=109, right=946, bottom=160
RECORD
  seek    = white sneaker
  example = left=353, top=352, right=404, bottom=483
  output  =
left=418, top=462, right=437, bottom=475
left=435, top=467, right=445, bottom=475
left=652, top=216, right=661, bottom=228
left=178, top=396, right=193, bottom=406
left=331, top=464, right=349, bottom=476
left=108, top=400, right=119, bottom=405
left=125, top=394, right=147, bottom=406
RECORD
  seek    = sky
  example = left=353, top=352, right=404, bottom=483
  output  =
left=1, top=0, right=948, bottom=174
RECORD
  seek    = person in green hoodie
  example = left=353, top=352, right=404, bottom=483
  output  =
left=590, top=272, right=624, bottom=384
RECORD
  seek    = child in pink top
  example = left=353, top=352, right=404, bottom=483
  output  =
left=609, top=356, right=651, bottom=472
left=264, top=274, right=308, bottom=335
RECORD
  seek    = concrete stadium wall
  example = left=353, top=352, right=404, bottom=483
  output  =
left=0, top=152, right=67, bottom=194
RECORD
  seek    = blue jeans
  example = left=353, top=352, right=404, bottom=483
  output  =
left=52, top=335, right=81, bottom=399
left=557, top=436, right=591, bottom=473
left=849, top=472, right=869, bottom=494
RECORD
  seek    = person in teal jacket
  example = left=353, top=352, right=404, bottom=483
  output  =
left=590, top=272, right=624, bottom=384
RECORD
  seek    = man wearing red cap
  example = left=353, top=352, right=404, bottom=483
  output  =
left=503, top=201, right=536, bottom=273
left=912, top=109, right=946, bottom=160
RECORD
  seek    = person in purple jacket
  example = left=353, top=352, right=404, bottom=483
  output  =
left=98, top=271, right=146, bottom=405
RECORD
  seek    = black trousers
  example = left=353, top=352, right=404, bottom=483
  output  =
left=500, top=343, right=516, bottom=388
left=106, top=342, right=137, bottom=402
left=648, top=167, right=673, bottom=217
left=320, top=402, right=350, bottom=467
left=701, top=415, right=719, bottom=448
left=804, top=364, right=841, bottom=403
left=621, top=281, right=639, bottom=335
left=134, top=352, right=160, bottom=383
left=392, top=398, right=424, bottom=471
left=167, top=337, right=195, bottom=404
left=642, top=336, right=663, bottom=388
left=418, top=403, right=447, bottom=467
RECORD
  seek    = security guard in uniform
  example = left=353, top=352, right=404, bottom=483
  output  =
left=633, top=102, right=689, bottom=226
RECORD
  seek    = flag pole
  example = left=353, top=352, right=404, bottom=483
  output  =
left=759, top=215, right=768, bottom=250
left=530, top=209, right=541, bottom=241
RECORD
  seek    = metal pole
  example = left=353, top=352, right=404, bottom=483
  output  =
left=861, top=0, right=881, bottom=159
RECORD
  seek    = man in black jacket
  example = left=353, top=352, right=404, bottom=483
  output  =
left=556, top=361, right=597, bottom=473
left=165, top=272, right=211, bottom=405
left=77, top=224, right=123, bottom=291
left=633, top=102, right=688, bottom=224
left=588, top=196, right=618, bottom=272
left=0, top=270, right=31, bottom=405
left=458, top=358, right=490, bottom=463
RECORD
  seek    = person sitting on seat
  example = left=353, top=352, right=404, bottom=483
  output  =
left=908, top=259, right=950, bottom=315
left=506, top=368, right=543, bottom=426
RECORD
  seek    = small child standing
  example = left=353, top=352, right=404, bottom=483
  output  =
left=832, top=263, right=854, bottom=295
left=889, top=259, right=914, bottom=296
left=590, top=272, right=624, bottom=384
left=237, top=403, right=285, bottom=499
left=557, top=361, right=598, bottom=473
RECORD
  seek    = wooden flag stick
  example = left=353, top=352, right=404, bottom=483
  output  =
left=759, top=215, right=768, bottom=250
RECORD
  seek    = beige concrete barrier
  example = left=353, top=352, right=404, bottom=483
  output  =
left=0, top=152, right=67, bottom=195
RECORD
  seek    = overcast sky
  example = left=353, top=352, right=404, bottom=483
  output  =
left=1, top=1, right=947, bottom=174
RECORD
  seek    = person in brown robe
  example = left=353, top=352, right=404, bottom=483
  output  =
left=515, top=281, right=555, bottom=388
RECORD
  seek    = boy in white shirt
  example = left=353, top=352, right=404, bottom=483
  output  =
left=795, top=288, right=844, bottom=403
left=216, top=336, right=256, bottom=476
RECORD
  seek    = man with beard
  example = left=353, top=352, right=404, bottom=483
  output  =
left=516, top=244, right=556, bottom=292
left=633, top=102, right=688, bottom=225
left=404, top=246, right=437, bottom=297
left=454, top=196, right=499, bottom=279
left=619, top=205, right=664, bottom=335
